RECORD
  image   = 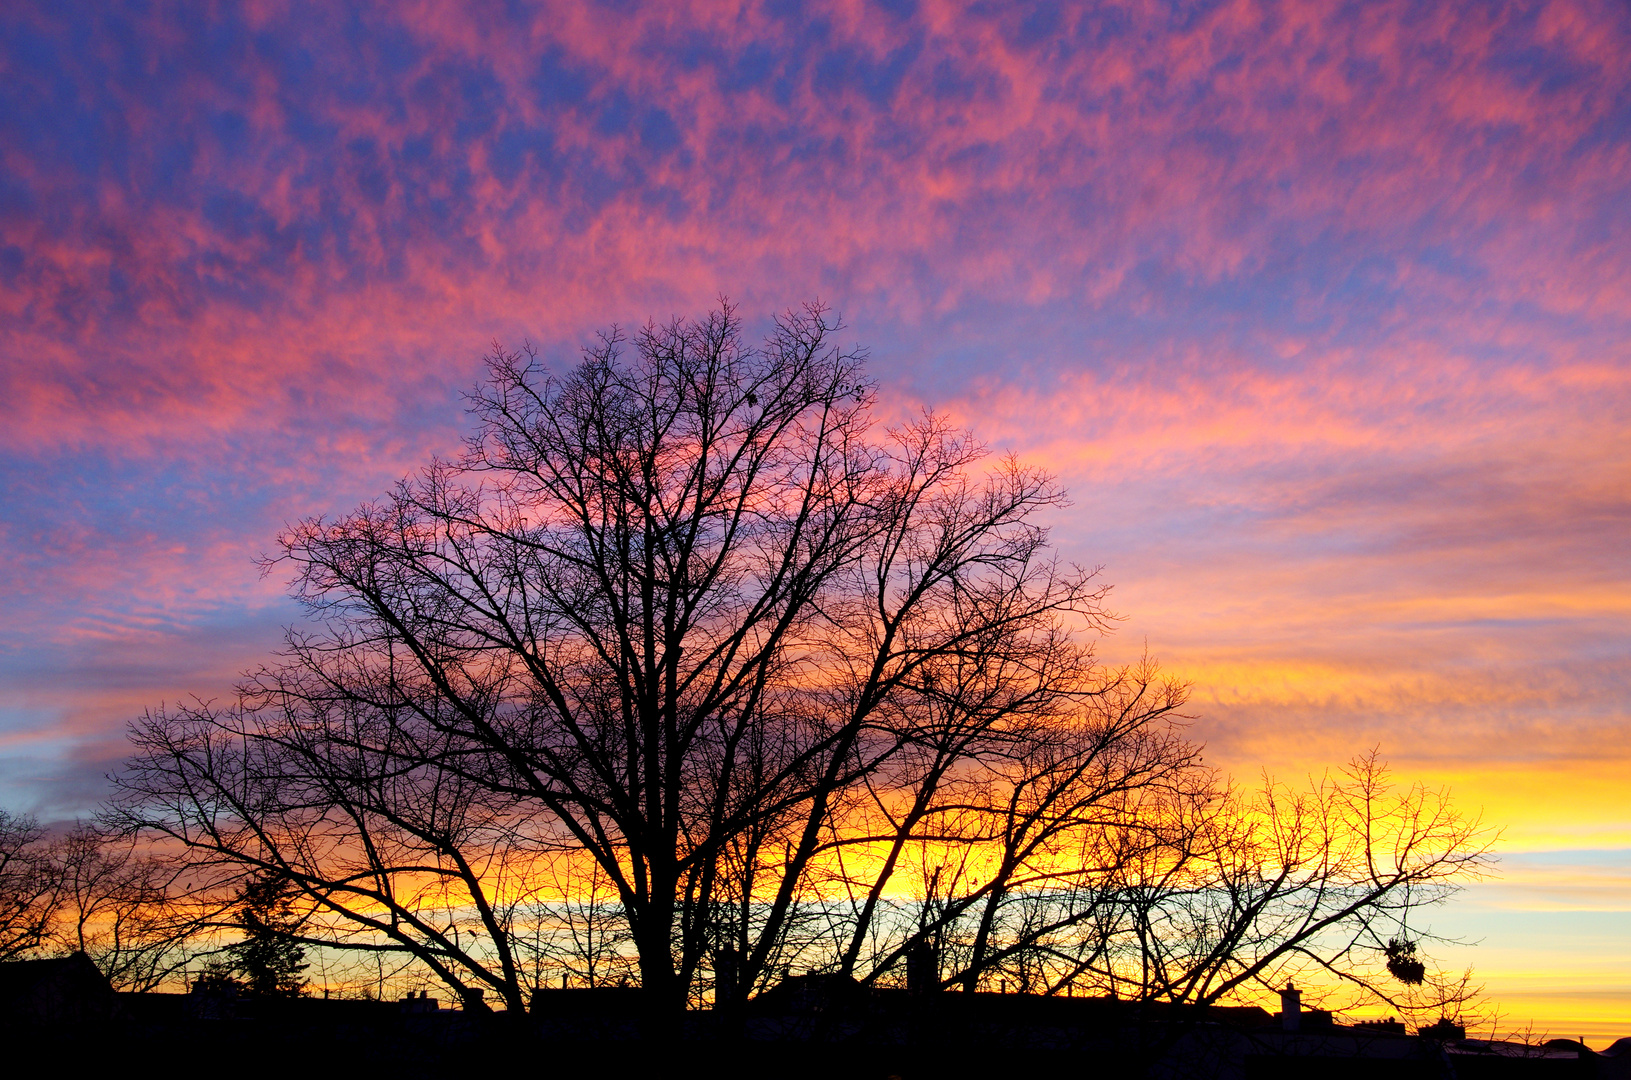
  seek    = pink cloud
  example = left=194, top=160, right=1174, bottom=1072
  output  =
left=1, top=0, right=1627, bottom=864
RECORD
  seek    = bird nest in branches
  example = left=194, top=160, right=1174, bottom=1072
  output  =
left=1385, top=938, right=1426, bottom=984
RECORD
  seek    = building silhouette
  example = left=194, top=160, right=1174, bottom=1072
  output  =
left=2, top=955, right=1626, bottom=1079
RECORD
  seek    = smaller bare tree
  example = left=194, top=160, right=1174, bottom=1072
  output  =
left=0, top=809, right=60, bottom=960
left=1078, top=751, right=1492, bottom=1023
left=48, top=822, right=198, bottom=991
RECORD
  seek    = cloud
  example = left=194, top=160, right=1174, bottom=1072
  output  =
left=1, top=1, right=1628, bottom=852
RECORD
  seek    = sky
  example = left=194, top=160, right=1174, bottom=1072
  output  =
left=2, top=0, right=1627, bottom=1040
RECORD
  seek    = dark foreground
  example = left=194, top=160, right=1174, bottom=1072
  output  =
left=6, top=956, right=1628, bottom=1079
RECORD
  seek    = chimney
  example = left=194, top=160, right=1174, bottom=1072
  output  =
left=1279, top=983, right=1302, bottom=1031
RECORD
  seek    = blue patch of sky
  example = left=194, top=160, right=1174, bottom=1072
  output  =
left=0, top=31, right=129, bottom=189
left=345, top=137, right=392, bottom=206
left=356, top=16, right=422, bottom=79
left=861, top=219, right=1563, bottom=402
left=0, top=617, right=289, bottom=699
left=251, top=23, right=316, bottom=85
left=811, top=37, right=924, bottom=110
left=1059, top=2, right=1137, bottom=54
left=1010, top=3, right=1063, bottom=49
left=275, top=96, right=345, bottom=158
left=0, top=736, right=108, bottom=817
left=1338, top=52, right=1387, bottom=96
left=1481, top=1, right=1593, bottom=95
left=640, top=107, right=682, bottom=153
left=448, top=65, right=507, bottom=144
left=1152, top=0, right=1238, bottom=36
left=716, top=43, right=783, bottom=98
left=1430, top=906, right=1628, bottom=953
left=584, top=0, right=643, bottom=16
left=1505, top=849, right=1631, bottom=869
left=200, top=188, right=276, bottom=246
left=594, top=86, right=639, bottom=139
left=206, top=108, right=251, bottom=158
left=928, top=56, right=992, bottom=103
left=1570, top=89, right=1631, bottom=161
left=3, top=457, right=255, bottom=556
left=530, top=48, right=594, bottom=108
left=562, top=150, right=630, bottom=222
left=763, top=0, right=823, bottom=29
left=0, top=162, right=39, bottom=221
left=870, top=0, right=919, bottom=21
left=488, top=126, right=554, bottom=187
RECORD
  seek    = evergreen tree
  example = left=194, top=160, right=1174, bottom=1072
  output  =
left=226, top=874, right=307, bottom=997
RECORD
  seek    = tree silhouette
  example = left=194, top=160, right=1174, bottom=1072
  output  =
left=0, top=810, right=58, bottom=960
left=225, top=874, right=307, bottom=998
left=109, top=302, right=1489, bottom=1021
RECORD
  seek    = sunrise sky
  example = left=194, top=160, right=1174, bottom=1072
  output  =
left=2, top=0, right=1627, bottom=1040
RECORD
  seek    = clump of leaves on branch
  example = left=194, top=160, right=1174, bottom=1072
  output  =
left=108, top=302, right=1491, bottom=1021
left=1387, top=938, right=1427, bottom=985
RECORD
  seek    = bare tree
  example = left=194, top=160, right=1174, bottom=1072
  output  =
left=779, top=653, right=1194, bottom=995
left=1109, top=752, right=1491, bottom=1019
left=0, top=810, right=60, bottom=960
left=111, top=303, right=1126, bottom=1012
left=108, top=302, right=1489, bottom=1020
left=47, top=822, right=197, bottom=991
left=0, top=813, right=199, bottom=987
left=522, top=853, right=636, bottom=990
left=823, top=750, right=1488, bottom=1025
left=113, top=690, right=548, bottom=1012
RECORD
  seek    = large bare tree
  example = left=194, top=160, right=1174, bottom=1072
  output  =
left=109, top=302, right=1488, bottom=1020
left=113, top=303, right=1122, bottom=1011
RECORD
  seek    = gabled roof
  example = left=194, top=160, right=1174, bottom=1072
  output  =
left=0, top=951, right=111, bottom=997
